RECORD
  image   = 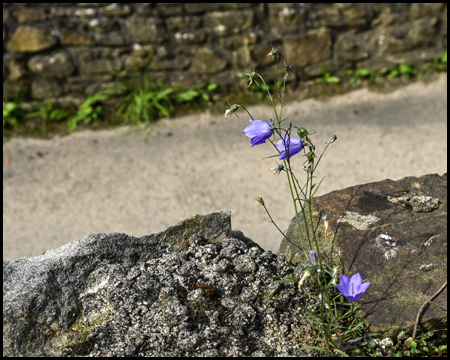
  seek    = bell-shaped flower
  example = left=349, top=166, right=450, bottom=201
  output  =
left=275, top=136, right=303, bottom=160
left=309, top=250, right=318, bottom=266
left=336, top=273, right=370, bottom=302
left=242, top=120, right=273, bottom=147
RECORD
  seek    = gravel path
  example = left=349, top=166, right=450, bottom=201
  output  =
left=3, top=74, right=447, bottom=260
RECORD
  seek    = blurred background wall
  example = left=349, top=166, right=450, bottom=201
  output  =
left=3, top=3, right=447, bottom=107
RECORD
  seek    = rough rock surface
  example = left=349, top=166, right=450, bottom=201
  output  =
left=279, top=173, right=447, bottom=338
left=3, top=211, right=318, bottom=357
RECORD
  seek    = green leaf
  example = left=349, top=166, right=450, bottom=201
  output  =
left=156, top=87, right=174, bottom=100
left=387, top=70, right=399, bottom=79
left=355, top=68, right=371, bottom=77
left=294, top=345, right=330, bottom=354
left=378, top=67, right=389, bottom=75
left=68, top=118, right=77, bottom=131
left=272, top=279, right=296, bottom=283
left=207, top=83, right=218, bottom=91
left=50, top=109, right=69, bottom=121
left=399, top=63, right=413, bottom=74
left=334, top=348, right=349, bottom=357
left=4, top=102, right=17, bottom=114
left=326, top=76, right=341, bottom=83
left=177, top=89, right=199, bottom=102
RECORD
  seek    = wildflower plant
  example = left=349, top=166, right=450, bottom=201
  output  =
left=226, top=45, right=370, bottom=356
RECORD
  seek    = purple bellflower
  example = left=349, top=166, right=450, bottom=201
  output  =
left=309, top=250, right=318, bottom=265
left=275, top=136, right=303, bottom=160
left=336, top=273, right=370, bottom=302
left=242, top=120, right=273, bottom=147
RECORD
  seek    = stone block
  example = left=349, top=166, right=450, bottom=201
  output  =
left=279, top=173, right=447, bottom=338
left=7, top=25, right=57, bottom=52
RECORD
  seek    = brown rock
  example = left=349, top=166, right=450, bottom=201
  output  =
left=279, top=173, right=447, bottom=338
left=190, top=47, right=228, bottom=74
left=79, top=59, right=113, bottom=75
left=60, top=29, right=95, bottom=46
left=31, top=78, right=63, bottom=99
left=13, top=8, right=47, bottom=23
left=7, top=25, right=57, bottom=52
left=205, top=10, right=254, bottom=35
left=27, top=51, right=75, bottom=78
left=128, top=16, right=166, bottom=43
left=284, top=28, right=332, bottom=67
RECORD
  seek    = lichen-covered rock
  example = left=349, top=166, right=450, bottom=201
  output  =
left=67, top=236, right=318, bottom=356
left=279, top=173, right=447, bottom=339
left=3, top=211, right=319, bottom=357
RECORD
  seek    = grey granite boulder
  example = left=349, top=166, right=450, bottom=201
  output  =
left=279, top=173, right=447, bottom=339
left=3, top=211, right=318, bottom=357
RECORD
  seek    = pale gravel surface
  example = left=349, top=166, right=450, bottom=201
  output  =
left=3, top=74, right=447, bottom=260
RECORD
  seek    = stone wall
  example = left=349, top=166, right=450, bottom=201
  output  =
left=3, top=3, right=447, bottom=106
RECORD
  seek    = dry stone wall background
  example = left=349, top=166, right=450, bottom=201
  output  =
left=3, top=3, right=447, bottom=106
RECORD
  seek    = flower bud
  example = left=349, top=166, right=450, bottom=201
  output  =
left=225, top=104, right=240, bottom=119
left=283, top=62, right=294, bottom=80
left=306, top=151, right=314, bottom=162
left=256, top=197, right=265, bottom=206
left=266, top=45, right=280, bottom=59
left=296, top=127, right=308, bottom=139
left=309, top=250, right=318, bottom=265
left=269, top=163, right=284, bottom=175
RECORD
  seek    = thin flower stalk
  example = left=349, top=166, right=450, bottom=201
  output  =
left=230, top=44, right=369, bottom=356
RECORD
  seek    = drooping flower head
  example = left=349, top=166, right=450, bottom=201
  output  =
left=242, top=119, right=273, bottom=147
left=225, top=103, right=240, bottom=119
left=309, top=250, right=318, bottom=266
left=336, top=273, right=370, bottom=302
left=275, top=136, right=303, bottom=160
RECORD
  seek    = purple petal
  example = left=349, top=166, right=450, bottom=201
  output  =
left=275, top=136, right=303, bottom=159
left=242, top=120, right=273, bottom=147
left=350, top=273, right=363, bottom=286
left=340, top=274, right=350, bottom=290
left=357, top=281, right=371, bottom=294
left=337, top=273, right=370, bottom=302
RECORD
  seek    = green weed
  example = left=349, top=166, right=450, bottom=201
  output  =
left=346, top=68, right=375, bottom=83
left=387, top=63, right=418, bottom=80
left=315, top=64, right=341, bottom=84
left=3, top=83, right=23, bottom=129
left=68, top=91, right=110, bottom=132
left=351, top=329, right=447, bottom=357
left=421, top=53, right=447, bottom=73
left=116, top=75, right=174, bottom=126
left=26, top=99, right=69, bottom=134
left=176, top=83, right=218, bottom=103
left=114, top=51, right=176, bottom=126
